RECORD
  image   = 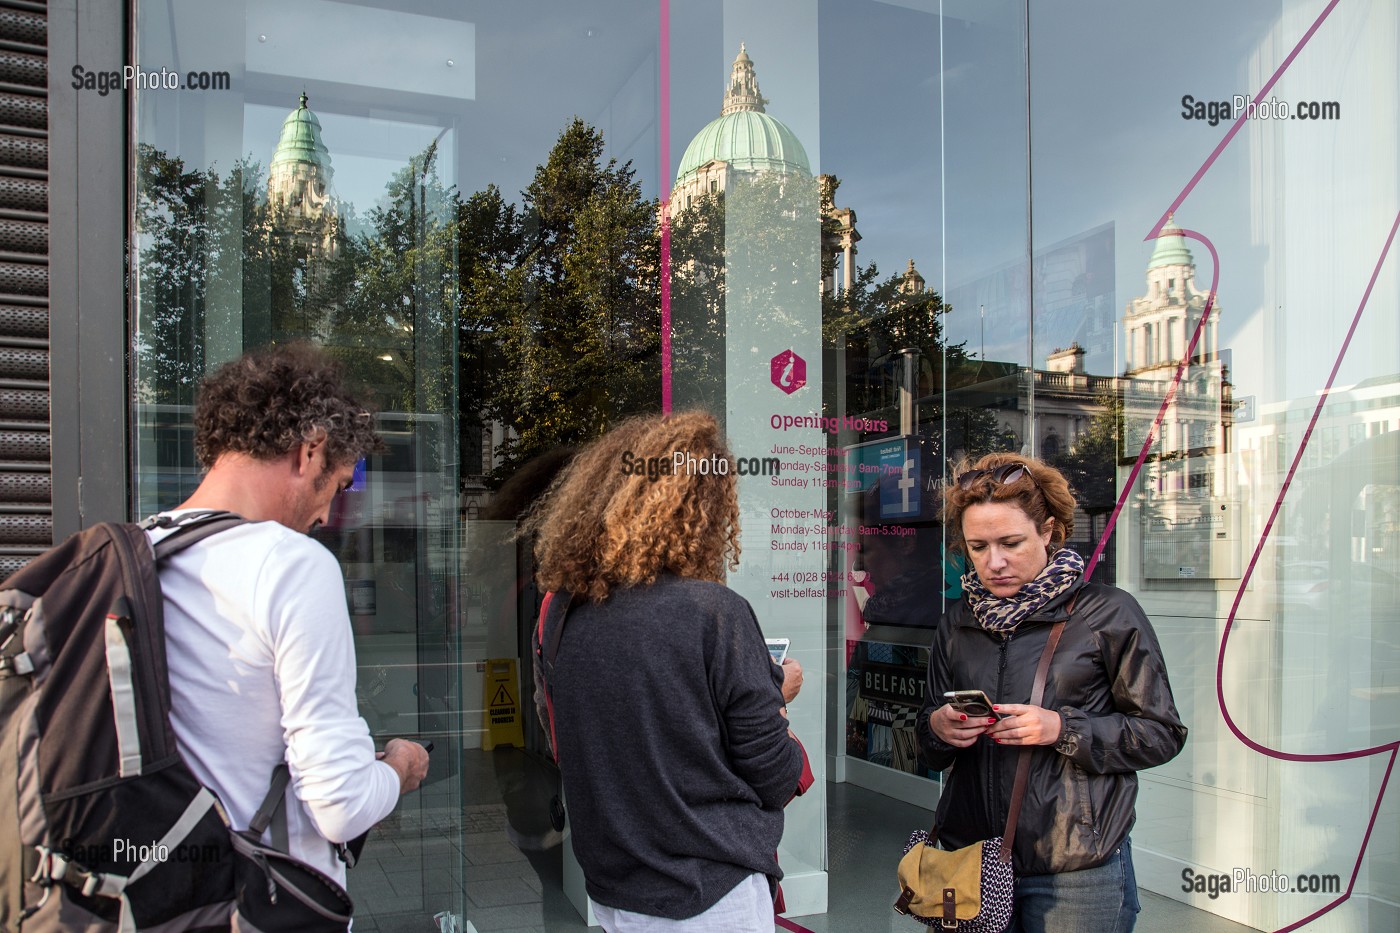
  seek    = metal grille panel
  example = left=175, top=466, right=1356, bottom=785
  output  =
left=0, top=91, right=44, bottom=131
left=0, top=175, right=45, bottom=211
left=0, top=430, right=48, bottom=460
left=0, top=217, right=45, bottom=253
left=0, top=9, right=45, bottom=48
left=0, top=132, right=45, bottom=170
left=0, top=388, right=46, bottom=419
left=0, top=50, right=44, bottom=88
left=0, top=260, right=45, bottom=296
left=0, top=346, right=46, bottom=379
left=0, top=1, right=49, bottom=578
left=0, top=513, right=50, bottom=543
left=0, top=470, right=47, bottom=500
left=0, top=304, right=46, bottom=338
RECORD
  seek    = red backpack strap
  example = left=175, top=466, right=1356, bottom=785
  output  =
left=789, top=736, right=815, bottom=800
left=536, top=591, right=554, bottom=652
left=535, top=591, right=571, bottom=764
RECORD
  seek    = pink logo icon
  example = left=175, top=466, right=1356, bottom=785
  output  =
left=771, top=349, right=806, bottom=395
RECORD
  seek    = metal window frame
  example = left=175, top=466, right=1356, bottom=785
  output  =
left=48, top=0, right=128, bottom=534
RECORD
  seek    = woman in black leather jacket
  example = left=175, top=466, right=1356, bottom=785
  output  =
left=917, top=453, right=1187, bottom=933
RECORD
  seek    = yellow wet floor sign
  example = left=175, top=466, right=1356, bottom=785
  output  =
left=482, top=658, right=524, bottom=750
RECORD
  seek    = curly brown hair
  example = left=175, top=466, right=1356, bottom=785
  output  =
left=526, top=411, right=741, bottom=602
left=194, top=343, right=380, bottom=470
left=941, top=453, right=1076, bottom=554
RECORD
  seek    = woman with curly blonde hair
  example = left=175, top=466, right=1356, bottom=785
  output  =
left=529, top=411, right=803, bottom=932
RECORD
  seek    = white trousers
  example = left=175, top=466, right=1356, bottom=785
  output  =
left=592, top=872, right=775, bottom=933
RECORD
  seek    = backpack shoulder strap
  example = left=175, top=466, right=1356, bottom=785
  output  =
left=146, top=511, right=249, bottom=561
left=535, top=591, right=554, bottom=661
left=534, top=590, right=577, bottom=764
left=248, top=764, right=292, bottom=837
left=544, top=590, right=575, bottom=666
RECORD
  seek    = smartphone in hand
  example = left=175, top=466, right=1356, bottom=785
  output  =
left=943, top=690, right=1001, bottom=720
left=766, top=637, right=791, bottom=664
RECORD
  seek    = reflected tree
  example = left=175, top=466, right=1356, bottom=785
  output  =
left=133, top=144, right=214, bottom=405
left=321, top=147, right=459, bottom=415
left=137, top=125, right=1017, bottom=498
left=1050, top=389, right=1122, bottom=515
left=667, top=191, right=727, bottom=411
left=459, top=119, right=661, bottom=482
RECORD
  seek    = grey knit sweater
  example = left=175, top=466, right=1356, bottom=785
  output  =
left=542, top=573, right=804, bottom=919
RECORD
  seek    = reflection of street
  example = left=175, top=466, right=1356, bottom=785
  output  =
left=353, top=640, right=462, bottom=742
left=857, top=526, right=942, bottom=629
left=349, top=748, right=581, bottom=932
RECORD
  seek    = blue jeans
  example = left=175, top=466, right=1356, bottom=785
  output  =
left=1009, top=838, right=1141, bottom=933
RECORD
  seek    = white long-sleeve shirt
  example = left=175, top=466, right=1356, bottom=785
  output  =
left=151, top=512, right=399, bottom=884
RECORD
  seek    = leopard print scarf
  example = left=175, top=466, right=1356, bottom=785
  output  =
left=961, top=548, right=1084, bottom=634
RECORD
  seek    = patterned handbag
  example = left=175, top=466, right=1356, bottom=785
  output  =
left=894, top=609, right=1070, bottom=930
left=896, top=832, right=1015, bottom=931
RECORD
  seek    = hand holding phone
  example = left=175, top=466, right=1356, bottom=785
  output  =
left=380, top=737, right=430, bottom=794
left=766, top=637, right=790, bottom=664
left=928, top=697, right=993, bottom=747
left=943, top=690, right=1002, bottom=721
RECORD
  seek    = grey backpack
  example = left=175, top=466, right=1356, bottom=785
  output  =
left=0, top=512, right=248, bottom=931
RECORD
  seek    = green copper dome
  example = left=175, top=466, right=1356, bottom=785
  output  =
left=676, top=45, right=810, bottom=185
left=1148, top=217, right=1193, bottom=269
left=271, top=93, right=332, bottom=175
left=677, top=110, right=809, bottom=181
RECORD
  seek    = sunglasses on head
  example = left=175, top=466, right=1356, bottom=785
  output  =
left=955, top=463, right=1038, bottom=491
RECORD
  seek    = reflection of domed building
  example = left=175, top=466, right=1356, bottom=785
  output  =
left=1120, top=214, right=1231, bottom=490
left=672, top=44, right=810, bottom=213
left=1123, top=215, right=1219, bottom=378
left=267, top=92, right=341, bottom=260
left=670, top=44, right=860, bottom=293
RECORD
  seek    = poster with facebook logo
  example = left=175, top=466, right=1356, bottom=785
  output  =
left=876, top=439, right=919, bottom=519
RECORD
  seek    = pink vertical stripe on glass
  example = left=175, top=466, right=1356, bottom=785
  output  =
left=659, top=0, right=672, bottom=414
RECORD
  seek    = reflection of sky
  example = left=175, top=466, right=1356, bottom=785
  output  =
left=136, top=0, right=1396, bottom=409
left=815, top=0, right=1396, bottom=408
left=1027, top=0, right=1397, bottom=403
left=818, top=0, right=940, bottom=289
left=1026, top=1, right=1277, bottom=383
left=719, top=0, right=820, bottom=175
left=244, top=0, right=474, bottom=100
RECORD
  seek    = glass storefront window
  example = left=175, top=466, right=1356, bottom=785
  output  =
left=1028, top=2, right=1400, bottom=929
left=132, top=1, right=465, bottom=926
left=122, top=0, right=1399, bottom=929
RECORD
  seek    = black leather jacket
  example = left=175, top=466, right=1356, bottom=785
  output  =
left=916, top=579, right=1187, bottom=875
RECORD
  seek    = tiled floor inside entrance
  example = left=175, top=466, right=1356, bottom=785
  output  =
left=351, top=748, right=1256, bottom=933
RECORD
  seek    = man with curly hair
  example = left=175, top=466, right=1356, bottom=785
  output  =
left=147, top=343, right=428, bottom=888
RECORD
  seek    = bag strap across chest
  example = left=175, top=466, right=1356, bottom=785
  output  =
left=998, top=590, right=1075, bottom=861
left=923, top=591, right=1077, bottom=861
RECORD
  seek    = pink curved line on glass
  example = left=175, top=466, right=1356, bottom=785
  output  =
left=659, top=0, right=673, bottom=414
left=1088, top=213, right=1399, bottom=931
left=1218, top=209, right=1400, bottom=763
left=1080, top=2, right=1399, bottom=927
left=1216, top=210, right=1399, bottom=931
